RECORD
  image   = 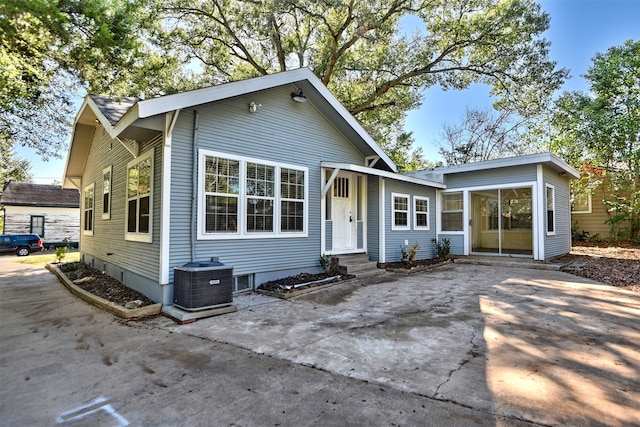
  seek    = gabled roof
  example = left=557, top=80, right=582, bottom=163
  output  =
left=409, top=152, right=580, bottom=181
left=65, top=68, right=397, bottom=187
left=0, top=182, right=80, bottom=208
left=89, top=95, right=140, bottom=125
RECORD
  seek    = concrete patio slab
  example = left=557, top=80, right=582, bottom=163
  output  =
left=169, top=264, right=640, bottom=426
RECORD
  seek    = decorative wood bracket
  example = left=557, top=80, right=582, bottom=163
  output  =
left=365, top=156, right=380, bottom=168
left=321, top=168, right=341, bottom=198
left=116, top=137, right=138, bottom=158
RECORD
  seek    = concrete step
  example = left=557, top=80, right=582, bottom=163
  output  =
left=453, top=256, right=563, bottom=271
left=333, top=254, right=384, bottom=277
left=335, top=253, right=370, bottom=264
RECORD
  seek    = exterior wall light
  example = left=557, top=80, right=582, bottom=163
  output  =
left=291, top=90, right=307, bottom=103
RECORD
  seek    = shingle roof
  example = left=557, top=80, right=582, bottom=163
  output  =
left=0, top=182, right=80, bottom=208
left=89, top=95, right=140, bottom=125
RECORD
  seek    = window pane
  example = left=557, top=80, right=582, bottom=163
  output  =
left=415, top=199, right=428, bottom=213
left=205, top=195, right=237, bottom=232
left=128, top=200, right=137, bottom=232
left=247, top=163, right=274, bottom=197
left=128, top=165, right=138, bottom=198
left=443, top=193, right=463, bottom=210
left=442, top=212, right=463, bottom=231
left=139, top=196, right=150, bottom=233
left=281, top=201, right=304, bottom=232
left=395, top=211, right=408, bottom=227
left=103, top=193, right=110, bottom=214
left=139, top=158, right=151, bottom=196
left=416, top=213, right=428, bottom=227
left=247, top=199, right=273, bottom=232
left=394, top=196, right=408, bottom=211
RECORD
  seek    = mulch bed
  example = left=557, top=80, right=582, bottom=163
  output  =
left=60, top=262, right=156, bottom=307
left=258, top=272, right=354, bottom=294
left=383, top=257, right=450, bottom=273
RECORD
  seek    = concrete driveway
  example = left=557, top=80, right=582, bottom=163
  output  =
left=171, top=263, right=640, bottom=426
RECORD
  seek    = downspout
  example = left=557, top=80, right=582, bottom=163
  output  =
left=191, top=110, right=199, bottom=262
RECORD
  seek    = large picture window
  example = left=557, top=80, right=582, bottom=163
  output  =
left=442, top=192, right=463, bottom=231
left=125, top=149, right=153, bottom=242
left=83, top=183, right=94, bottom=235
left=199, top=150, right=307, bottom=239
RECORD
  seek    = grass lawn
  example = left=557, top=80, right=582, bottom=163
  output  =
left=14, top=252, right=80, bottom=267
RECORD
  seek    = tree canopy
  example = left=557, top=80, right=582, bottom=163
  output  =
left=149, top=0, right=566, bottom=170
left=550, top=39, right=640, bottom=240
left=3, top=0, right=567, bottom=172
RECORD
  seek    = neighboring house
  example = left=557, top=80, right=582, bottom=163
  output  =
left=63, top=68, right=578, bottom=305
left=0, top=182, right=80, bottom=247
left=570, top=172, right=634, bottom=241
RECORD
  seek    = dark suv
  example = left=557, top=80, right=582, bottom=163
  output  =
left=0, top=234, right=44, bottom=256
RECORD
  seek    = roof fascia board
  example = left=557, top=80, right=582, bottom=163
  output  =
left=435, top=153, right=579, bottom=179
left=136, top=68, right=313, bottom=119
left=133, top=68, right=396, bottom=172
left=321, top=162, right=445, bottom=188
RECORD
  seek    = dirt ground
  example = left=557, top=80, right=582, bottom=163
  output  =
left=557, top=241, right=640, bottom=292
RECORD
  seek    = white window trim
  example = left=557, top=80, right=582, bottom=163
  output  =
left=413, top=196, right=430, bottom=230
left=546, top=184, right=556, bottom=236
left=391, top=192, right=410, bottom=231
left=197, top=149, right=308, bottom=240
left=571, top=191, right=592, bottom=214
left=102, top=166, right=112, bottom=220
left=125, top=149, right=154, bottom=243
left=440, top=191, right=464, bottom=233
left=82, top=183, right=94, bottom=236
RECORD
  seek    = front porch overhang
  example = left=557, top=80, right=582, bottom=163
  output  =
left=320, top=162, right=446, bottom=194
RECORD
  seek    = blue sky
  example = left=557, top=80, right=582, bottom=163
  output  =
left=19, top=0, right=640, bottom=184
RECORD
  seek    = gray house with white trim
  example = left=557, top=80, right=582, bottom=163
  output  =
left=63, top=68, right=578, bottom=305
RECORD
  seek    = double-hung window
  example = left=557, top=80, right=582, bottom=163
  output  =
left=125, top=149, right=153, bottom=242
left=546, top=184, right=556, bottom=235
left=441, top=192, right=463, bottom=232
left=199, top=150, right=307, bottom=239
left=83, top=183, right=94, bottom=235
left=102, top=166, right=112, bottom=219
left=414, top=196, right=430, bottom=230
left=392, top=193, right=410, bottom=230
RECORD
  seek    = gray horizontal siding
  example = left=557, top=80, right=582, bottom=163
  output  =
left=168, top=85, right=367, bottom=284
left=366, top=176, right=380, bottom=262
left=79, top=128, right=162, bottom=298
left=445, top=164, right=537, bottom=189
left=437, top=234, right=464, bottom=255
left=543, top=166, right=572, bottom=259
left=383, top=179, right=437, bottom=262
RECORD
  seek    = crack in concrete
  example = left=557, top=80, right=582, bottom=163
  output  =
left=433, top=326, right=479, bottom=398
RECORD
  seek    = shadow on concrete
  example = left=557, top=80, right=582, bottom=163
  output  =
left=481, top=275, right=640, bottom=426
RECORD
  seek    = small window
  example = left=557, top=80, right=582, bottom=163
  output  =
left=102, top=166, right=112, bottom=219
left=392, top=193, right=410, bottom=230
left=30, top=215, right=45, bottom=237
left=83, top=183, right=94, bottom=235
left=125, top=149, right=153, bottom=242
left=414, top=196, right=430, bottom=230
left=281, top=168, right=305, bottom=232
left=233, top=275, right=253, bottom=293
left=546, top=184, right=556, bottom=235
left=442, top=192, right=463, bottom=231
left=571, top=189, right=591, bottom=214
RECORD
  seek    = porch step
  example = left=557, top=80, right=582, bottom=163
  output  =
left=334, top=254, right=384, bottom=277
left=453, top=256, right=563, bottom=271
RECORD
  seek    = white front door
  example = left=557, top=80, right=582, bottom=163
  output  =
left=332, top=173, right=356, bottom=251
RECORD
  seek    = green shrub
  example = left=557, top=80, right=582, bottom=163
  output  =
left=55, top=246, right=68, bottom=263
left=432, top=238, right=451, bottom=258
left=319, top=254, right=337, bottom=275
